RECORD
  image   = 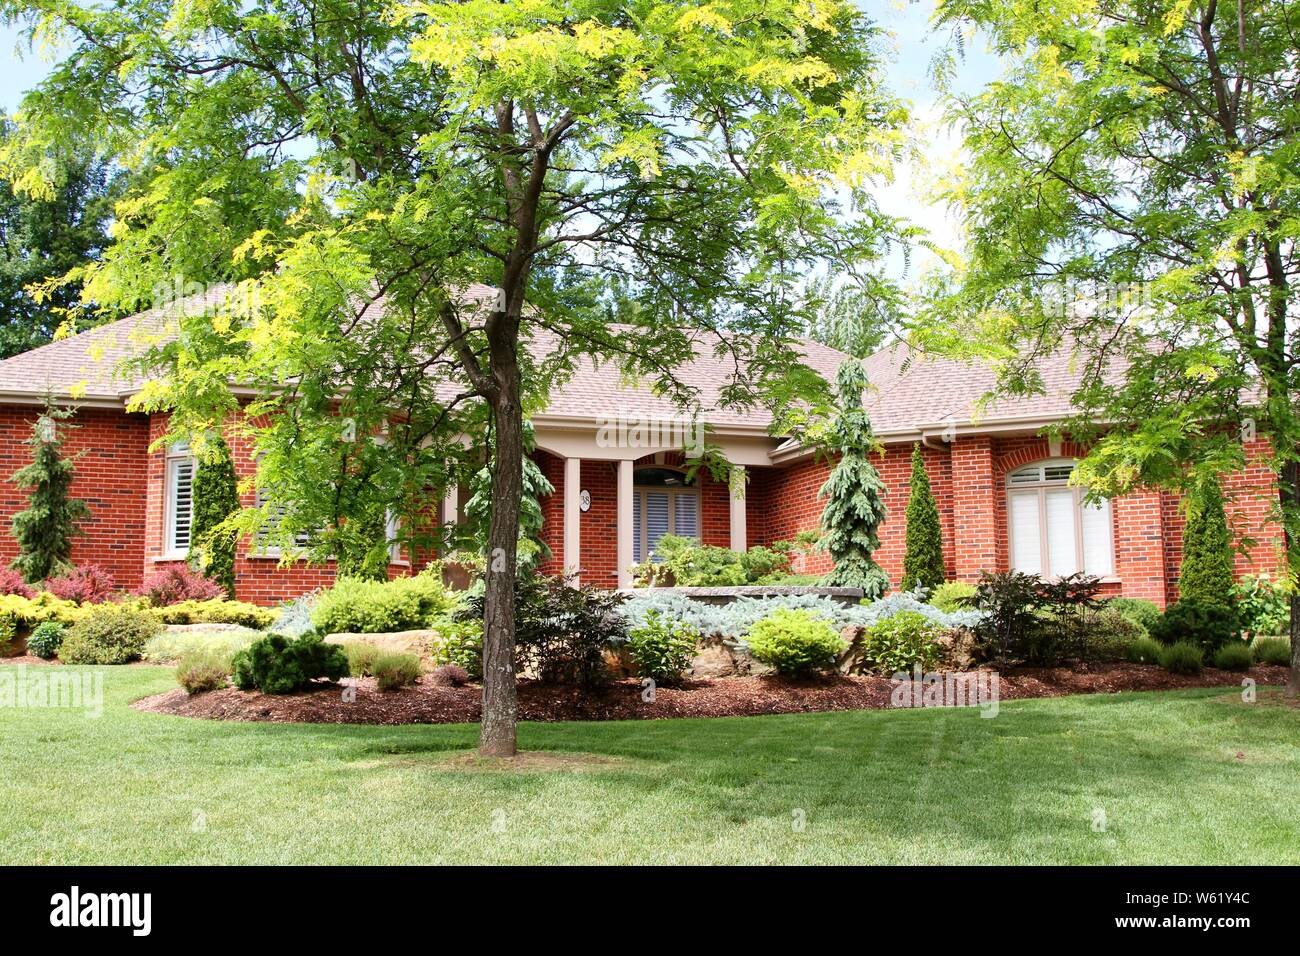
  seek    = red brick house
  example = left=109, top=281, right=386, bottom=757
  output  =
left=0, top=299, right=1282, bottom=606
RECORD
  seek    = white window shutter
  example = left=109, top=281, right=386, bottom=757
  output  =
left=673, top=493, right=699, bottom=540
left=1081, top=498, right=1114, bottom=575
left=1044, top=489, right=1078, bottom=576
left=1009, top=492, right=1042, bottom=573
left=170, top=458, right=194, bottom=553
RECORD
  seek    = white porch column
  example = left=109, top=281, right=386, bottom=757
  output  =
left=563, top=456, right=582, bottom=583
left=617, top=459, right=635, bottom=588
left=442, top=483, right=458, bottom=525
left=729, top=465, right=747, bottom=552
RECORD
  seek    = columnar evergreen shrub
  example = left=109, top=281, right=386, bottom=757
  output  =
left=900, top=444, right=945, bottom=592
left=10, top=403, right=90, bottom=584
left=189, top=435, right=240, bottom=596
left=1178, top=479, right=1235, bottom=605
left=817, top=361, right=889, bottom=598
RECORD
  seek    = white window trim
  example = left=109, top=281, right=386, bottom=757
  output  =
left=1006, top=459, right=1116, bottom=579
left=162, top=443, right=195, bottom=561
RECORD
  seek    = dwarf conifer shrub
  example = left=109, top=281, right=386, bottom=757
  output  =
left=1149, top=599, right=1240, bottom=652
left=231, top=632, right=348, bottom=694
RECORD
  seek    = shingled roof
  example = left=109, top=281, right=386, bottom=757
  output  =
left=0, top=289, right=1097, bottom=442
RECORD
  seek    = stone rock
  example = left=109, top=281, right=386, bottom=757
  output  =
left=935, top=627, right=977, bottom=670
left=836, top=625, right=868, bottom=675
left=602, top=646, right=637, bottom=679
left=689, top=645, right=737, bottom=678
left=324, top=630, right=436, bottom=654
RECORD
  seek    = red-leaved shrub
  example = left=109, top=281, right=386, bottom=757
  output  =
left=0, top=568, right=35, bottom=598
left=45, top=564, right=117, bottom=604
left=136, top=565, right=225, bottom=606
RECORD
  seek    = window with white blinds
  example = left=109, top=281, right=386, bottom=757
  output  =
left=631, top=468, right=700, bottom=562
left=254, top=485, right=314, bottom=554
left=1007, top=461, right=1113, bottom=578
left=165, top=447, right=195, bottom=555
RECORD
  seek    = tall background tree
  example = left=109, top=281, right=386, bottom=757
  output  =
left=901, top=442, right=945, bottom=591
left=0, top=121, right=121, bottom=357
left=189, top=434, right=240, bottom=597
left=818, top=361, right=889, bottom=597
left=10, top=400, right=89, bottom=582
left=803, top=273, right=896, bottom=358
left=925, top=0, right=1300, bottom=692
left=2, top=0, right=909, bottom=754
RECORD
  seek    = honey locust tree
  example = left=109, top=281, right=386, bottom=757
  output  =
left=2, top=0, right=910, bottom=754
left=925, top=0, right=1300, bottom=692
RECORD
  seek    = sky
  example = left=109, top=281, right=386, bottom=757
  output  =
left=0, top=1, right=1005, bottom=276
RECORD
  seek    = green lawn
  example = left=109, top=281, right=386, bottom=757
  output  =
left=1, top=664, right=1297, bottom=864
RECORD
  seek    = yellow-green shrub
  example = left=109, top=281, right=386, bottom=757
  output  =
left=311, top=569, right=454, bottom=634
left=745, top=608, right=846, bottom=677
left=151, top=599, right=275, bottom=629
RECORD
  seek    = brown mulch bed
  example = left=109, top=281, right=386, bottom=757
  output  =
left=131, top=662, right=1291, bottom=725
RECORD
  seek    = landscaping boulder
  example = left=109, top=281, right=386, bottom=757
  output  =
left=935, top=627, right=977, bottom=670
left=836, top=625, right=868, bottom=674
left=688, top=644, right=736, bottom=678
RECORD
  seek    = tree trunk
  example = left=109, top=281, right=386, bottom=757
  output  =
left=478, top=324, right=524, bottom=756
left=1281, top=460, right=1299, bottom=698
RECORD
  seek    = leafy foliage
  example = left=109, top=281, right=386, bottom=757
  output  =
left=429, top=617, right=483, bottom=679
left=859, top=611, right=943, bottom=675
left=311, top=569, right=454, bottom=634
left=818, top=361, right=889, bottom=597
left=189, top=435, right=240, bottom=596
left=967, top=571, right=1103, bottom=664
left=626, top=610, right=699, bottom=685
left=150, top=599, right=275, bottom=629
left=1105, top=597, right=1162, bottom=633
left=59, top=607, right=163, bottom=664
left=231, top=632, right=349, bottom=694
left=0, top=120, right=122, bottom=358
left=45, top=564, right=115, bottom=605
left=26, top=621, right=65, bottom=660
left=463, top=422, right=554, bottom=573
left=9, top=403, right=89, bottom=584
left=1148, top=600, right=1241, bottom=653
left=745, top=608, right=846, bottom=676
left=1178, top=480, right=1235, bottom=605
left=929, top=581, right=976, bottom=613
left=0, top=569, right=35, bottom=599
left=136, top=566, right=225, bottom=607
left=900, top=444, right=945, bottom=592
left=429, top=663, right=470, bottom=687
left=631, top=534, right=793, bottom=587
left=463, top=574, right=626, bottom=687
left=1231, top=575, right=1290, bottom=637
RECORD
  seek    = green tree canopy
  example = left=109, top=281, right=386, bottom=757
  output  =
left=2, top=0, right=910, bottom=753
left=818, top=360, right=889, bottom=597
left=925, top=0, right=1300, bottom=690
left=901, top=442, right=944, bottom=592
left=0, top=121, right=122, bottom=358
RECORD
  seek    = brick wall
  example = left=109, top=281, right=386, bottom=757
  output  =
left=0, top=404, right=151, bottom=590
